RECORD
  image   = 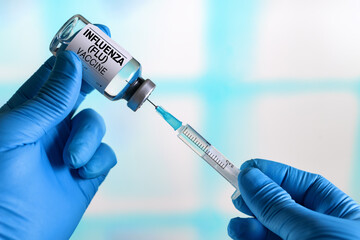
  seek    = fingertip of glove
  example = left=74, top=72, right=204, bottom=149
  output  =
left=228, top=218, right=268, bottom=240
left=44, top=56, right=56, bottom=70
left=94, top=24, right=111, bottom=37
left=238, top=167, right=267, bottom=191
left=63, top=148, right=84, bottom=169
left=77, top=161, right=115, bottom=179
left=53, top=51, right=83, bottom=84
left=78, top=108, right=107, bottom=134
left=78, top=143, right=117, bottom=179
left=238, top=167, right=256, bottom=181
left=101, top=143, right=117, bottom=163
left=240, top=159, right=261, bottom=170
left=56, top=50, right=80, bottom=62
left=78, top=165, right=94, bottom=179
left=232, top=195, right=245, bottom=211
left=228, top=218, right=243, bottom=240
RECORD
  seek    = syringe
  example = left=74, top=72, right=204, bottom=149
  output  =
left=149, top=100, right=240, bottom=200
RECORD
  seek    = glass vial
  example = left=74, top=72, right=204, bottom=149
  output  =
left=49, top=14, right=155, bottom=111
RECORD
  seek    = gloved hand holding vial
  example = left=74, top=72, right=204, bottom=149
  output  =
left=50, top=14, right=156, bottom=112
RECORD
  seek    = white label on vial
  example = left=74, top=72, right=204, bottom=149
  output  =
left=66, top=24, right=132, bottom=93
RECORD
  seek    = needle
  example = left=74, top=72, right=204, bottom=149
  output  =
left=147, top=98, right=157, bottom=108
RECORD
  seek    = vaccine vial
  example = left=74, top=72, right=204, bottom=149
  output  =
left=49, top=14, right=155, bottom=111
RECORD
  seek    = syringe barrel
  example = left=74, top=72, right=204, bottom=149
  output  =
left=177, top=124, right=240, bottom=191
left=202, top=145, right=240, bottom=189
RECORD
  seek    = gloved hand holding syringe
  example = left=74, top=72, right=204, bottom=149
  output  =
left=146, top=99, right=241, bottom=200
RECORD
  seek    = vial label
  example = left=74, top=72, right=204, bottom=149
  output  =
left=66, top=24, right=132, bottom=93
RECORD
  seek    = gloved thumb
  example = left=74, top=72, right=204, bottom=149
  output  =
left=238, top=167, right=318, bottom=239
left=0, top=51, right=82, bottom=149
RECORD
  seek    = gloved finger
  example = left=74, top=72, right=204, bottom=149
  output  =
left=73, top=143, right=116, bottom=206
left=78, top=142, right=117, bottom=179
left=0, top=56, right=56, bottom=113
left=241, top=159, right=360, bottom=220
left=0, top=51, right=82, bottom=149
left=63, top=108, right=106, bottom=169
left=228, top=217, right=280, bottom=240
left=96, top=24, right=111, bottom=37
left=232, top=195, right=254, bottom=216
left=72, top=24, right=111, bottom=110
left=0, top=24, right=110, bottom=115
left=238, top=167, right=317, bottom=239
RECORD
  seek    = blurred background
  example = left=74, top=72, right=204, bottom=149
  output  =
left=1, top=0, right=360, bottom=239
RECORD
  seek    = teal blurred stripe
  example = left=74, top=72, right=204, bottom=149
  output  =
left=71, top=209, right=233, bottom=240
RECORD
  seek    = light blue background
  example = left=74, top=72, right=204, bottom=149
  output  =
left=1, top=1, right=360, bottom=239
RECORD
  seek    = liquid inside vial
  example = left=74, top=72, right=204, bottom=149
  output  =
left=104, top=58, right=141, bottom=100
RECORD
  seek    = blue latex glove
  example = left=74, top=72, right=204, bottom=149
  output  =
left=0, top=25, right=117, bottom=239
left=228, top=159, right=360, bottom=240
